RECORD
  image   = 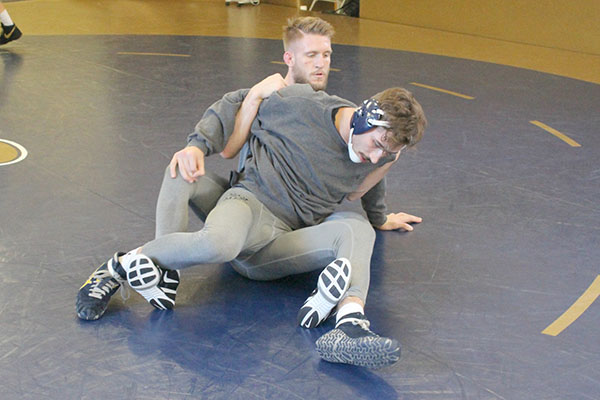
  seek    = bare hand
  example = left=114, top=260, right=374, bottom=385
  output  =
left=251, top=73, right=288, bottom=99
left=377, top=212, right=422, bottom=231
left=169, top=146, right=205, bottom=183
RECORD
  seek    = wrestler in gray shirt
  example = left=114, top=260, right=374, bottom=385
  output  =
left=146, top=80, right=425, bottom=296
left=187, top=84, right=392, bottom=229
left=143, top=83, right=404, bottom=305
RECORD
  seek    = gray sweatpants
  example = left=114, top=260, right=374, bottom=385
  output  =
left=148, top=168, right=374, bottom=302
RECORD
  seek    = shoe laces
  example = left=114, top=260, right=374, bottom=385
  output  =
left=350, top=318, right=371, bottom=331
left=337, top=316, right=371, bottom=331
left=88, top=269, right=120, bottom=300
left=118, top=285, right=130, bottom=301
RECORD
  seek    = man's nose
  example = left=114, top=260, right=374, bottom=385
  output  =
left=314, top=55, right=324, bottom=68
left=370, top=149, right=384, bottom=163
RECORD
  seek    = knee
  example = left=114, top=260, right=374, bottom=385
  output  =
left=161, top=166, right=189, bottom=189
left=194, top=228, right=244, bottom=263
left=356, top=217, right=376, bottom=237
left=215, top=244, right=241, bottom=263
left=342, top=215, right=376, bottom=244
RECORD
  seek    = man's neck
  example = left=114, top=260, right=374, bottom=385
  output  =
left=335, top=107, right=355, bottom=144
left=284, top=71, right=295, bottom=86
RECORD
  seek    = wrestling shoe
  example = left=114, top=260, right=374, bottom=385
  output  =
left=315, top=312, right=401, bottom=369
left=297, top=258, right=351, bottom=328
left=0, top=23, right=22, bottom=45
left=76, top=252, right=180, bottom=320
left=114, top=252, right=180, bottom=311
left=76, top=253, right=126, bottom=321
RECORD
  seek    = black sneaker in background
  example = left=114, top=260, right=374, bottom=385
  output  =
left=0, top=23, right=22, bottom=45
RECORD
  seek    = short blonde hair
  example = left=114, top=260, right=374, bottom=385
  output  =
left=373, top=88, right=427, bottom=148
left=283, top=17, right=335, bottom=50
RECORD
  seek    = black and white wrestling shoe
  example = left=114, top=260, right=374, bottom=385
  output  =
left=297, top=258, right=351, bottom=328
left=117, top=252, right=179, bottom=310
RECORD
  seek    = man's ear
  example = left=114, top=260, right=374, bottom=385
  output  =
left=283, top=51, right=294, bottom=67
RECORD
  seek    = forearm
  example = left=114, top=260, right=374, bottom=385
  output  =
left=220, top=73, right=287, bottom=159
left=220, top=89, right=263, bottom=159
left=348, top=161, right=394, bottom=201
left=360, top=179, right=388, bottom=227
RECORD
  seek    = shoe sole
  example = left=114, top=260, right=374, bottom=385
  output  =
left=113, top=253, right=179, bottom=310
left=123, top=254, right=178, bottom=310
left=123, top=254, right=160, bottom=289
left=297, top=258, right=351, bottom=328
left=315, top=329, right=401, bottom=369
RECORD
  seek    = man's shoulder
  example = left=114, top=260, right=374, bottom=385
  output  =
left=279, top=83, right=317, bottom=97
left=222, top=87, right=251, bottom=101
left=279, top=84, right=355, bottom=107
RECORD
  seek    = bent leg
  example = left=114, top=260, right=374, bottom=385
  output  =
left=146, top=189, right=255, bottom=269
left=147, top=188, right=286, bottom=271
left=232, top=211, right=375, bottom=303
left=77, top=188, right=270, bottom=319
left=155, top=166, right=229, bottom=238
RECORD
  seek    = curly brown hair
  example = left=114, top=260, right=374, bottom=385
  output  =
left=371, top=88, right=427, bottom=148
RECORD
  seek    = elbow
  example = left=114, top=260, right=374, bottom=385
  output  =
left=347, top=192, right=362, bottom=202
left=220, top=150, right=234, bottom=159
left=220, top=145, right=238, bottom=159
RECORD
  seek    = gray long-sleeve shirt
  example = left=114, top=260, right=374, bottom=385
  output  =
left=188, top=84, right=391, bottom=229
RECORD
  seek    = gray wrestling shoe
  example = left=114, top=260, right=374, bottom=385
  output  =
left=315, top=312, right=401, bottom=369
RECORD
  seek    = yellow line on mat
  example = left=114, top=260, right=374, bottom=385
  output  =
left=270, top=61, right=341, bottom=72
left=409, top=82, right=474, bottom=100
left=542, top=275, right=600, bottom=336
left=530, top=120, right=581, bottom=147
left=117, top=52, right=191, bottom=57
